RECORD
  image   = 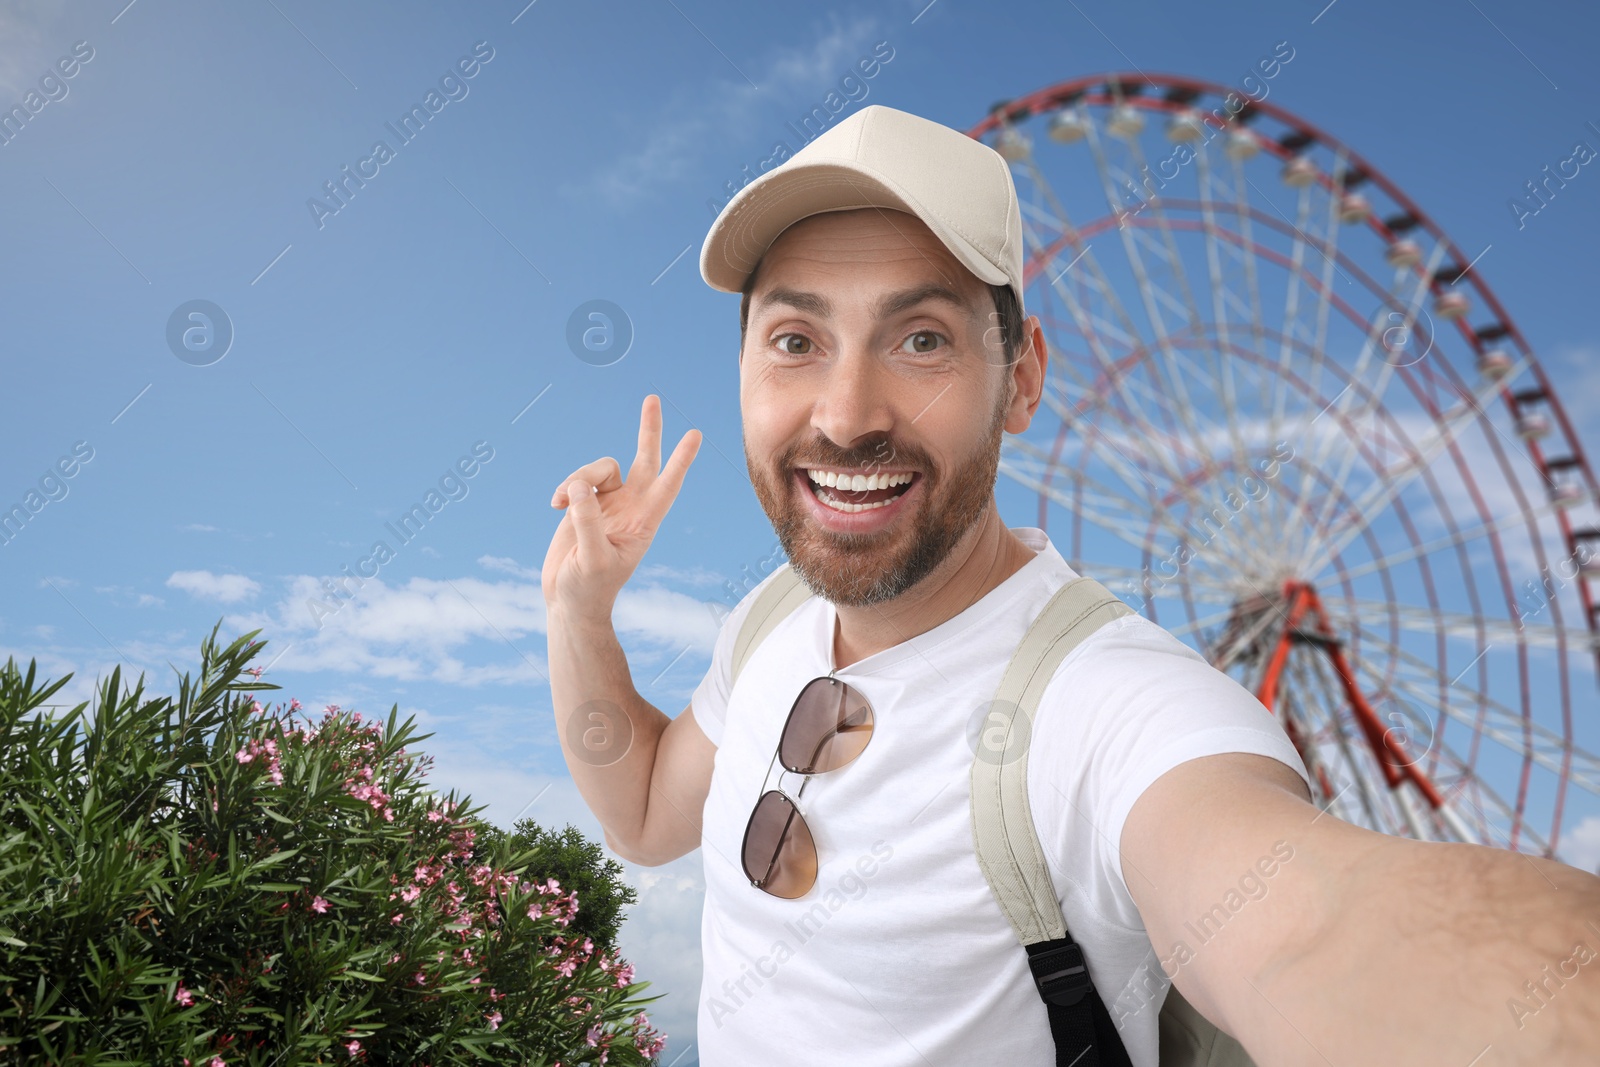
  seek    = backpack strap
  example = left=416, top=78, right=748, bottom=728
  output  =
left=970, top=575, right=1135, bottom=1067
left=729, top=564, right=811, bottom=689
left=726, top=564, right=1251, bottom=1066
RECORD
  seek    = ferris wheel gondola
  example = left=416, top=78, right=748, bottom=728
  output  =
left=969, top=74, right=1600, bottom=863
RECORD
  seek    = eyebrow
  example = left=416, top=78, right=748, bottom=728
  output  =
left=753, top=282, right=975, bottom=322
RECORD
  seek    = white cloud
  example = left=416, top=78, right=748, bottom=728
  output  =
left=637, top=561, right=731, bottom=588
left=614, top=853, right=707, bottom=1057
left=0, top=1, right=64, bottom=99
left=182, top=523, right=220, bottom=533
left=1561, top=814, right=1600, bottom=874
left=166, top=570, right=261, bottom=603
left=93, top=584, right=166, bottom=609
left=615, top=585, right=721, bottom=653
left=588, top=13, right=885, bottom=207
left=223, top=561, right=720, bottom=687
left=479, top=554, right=541, bottom=580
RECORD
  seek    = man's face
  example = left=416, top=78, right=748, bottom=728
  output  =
left=739, top=207, right=1024, bottom=607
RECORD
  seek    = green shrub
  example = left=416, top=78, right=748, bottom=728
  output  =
left=497, top=825, right=636, bottom=958
left=0, top=625, right=666, bottom=1066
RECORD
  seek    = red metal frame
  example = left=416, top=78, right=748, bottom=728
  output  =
left=967, top=73, right=1595, bottom=853
left=1258, top=581, right=1448, bottom=810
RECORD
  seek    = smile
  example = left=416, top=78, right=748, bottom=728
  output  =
left=800, top=467, right=917, bottom=514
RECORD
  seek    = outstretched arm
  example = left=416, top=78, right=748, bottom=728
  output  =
left=1121, top=752, right=1600, bottom=1065
left=542, top=394, right=710, bottom=866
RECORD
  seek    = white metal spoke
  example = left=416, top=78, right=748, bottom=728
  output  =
left=1347, top=625, right=1600, bottom=795
left=1287, top=244, right=1456, bottom=568
left=1296, top=355, right=1537, bottom=579
left=1327, top=598, right=1597, bottom=652
left=986, top=81, right=1595, bottom=864
left=1279, top=241, right=1449, bottom=567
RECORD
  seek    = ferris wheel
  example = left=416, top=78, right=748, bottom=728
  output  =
left=969, top=74, right=1600, bottom=865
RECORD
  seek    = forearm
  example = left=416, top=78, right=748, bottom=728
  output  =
left=1242, top=833, right=1600, bottom=1065
left=545, top=605, right=669, bottom=856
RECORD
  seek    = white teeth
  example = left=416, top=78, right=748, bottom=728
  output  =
left=813, top=487, right=896, bottom=513
left=803, top=468, right=916, bottom=513
left=805, top=469, right=913, bottom=491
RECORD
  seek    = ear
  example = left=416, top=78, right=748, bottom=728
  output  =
left=1003, top=314, right=1047, bottom=434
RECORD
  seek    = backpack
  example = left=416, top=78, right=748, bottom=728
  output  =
left=728, top=564, right=1255, bottom=1067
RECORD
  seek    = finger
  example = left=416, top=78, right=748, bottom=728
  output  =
left=551, top=457, right=623, bottom=506
left=564, top=478, right=613, bottom=568
left=630, top=394, right=663, bottom=481
left=645, top=428, right=702, bottom=516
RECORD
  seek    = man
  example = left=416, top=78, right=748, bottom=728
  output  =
left=542, top=105, right=1600, bottom=1065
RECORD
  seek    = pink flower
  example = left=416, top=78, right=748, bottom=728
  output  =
left=310, top=896, right=330, bottom=914
left=391, top=913, right=404, bottom=925
left=586, top=1025, right=602, bottom=1047
left=344, top=1039, right=361, bottom=1056
left=210, top=1058, right=226, bottom=1067
left=485, top=1010, right=502, bottom=1031
left=426, top=809, right=445, bottom=822
left=401, top=885, right=421, bottom=903
left=414, top=971, right=427, bottom=985
left=250, top=699, right=264, bottom=713
left=175, top=983, right=195, bottom=1006
left=289, top=698, right=303, bottom=712
left=614, top=963, right=635, bottom=988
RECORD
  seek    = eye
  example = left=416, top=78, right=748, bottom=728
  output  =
left=899, top=331, right=945, bottom=355
left=774, top=333, right=814, bottom=355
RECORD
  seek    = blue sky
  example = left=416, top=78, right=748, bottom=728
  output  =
left=4, top=0, right=1600, bottom=1060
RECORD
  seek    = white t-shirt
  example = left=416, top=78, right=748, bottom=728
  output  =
left=690, top=527, right=1310, bottom=1067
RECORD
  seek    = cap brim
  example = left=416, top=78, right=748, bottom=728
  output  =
left=700, top=160, right=1012, bottom=297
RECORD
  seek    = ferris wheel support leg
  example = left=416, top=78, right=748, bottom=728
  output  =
left=1434, top=797, right=1478, bottom=844
left=1394, top=780, right=1433, bottom=841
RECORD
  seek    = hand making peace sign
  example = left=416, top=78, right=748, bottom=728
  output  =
left=541, top=394, right=703, bottom=623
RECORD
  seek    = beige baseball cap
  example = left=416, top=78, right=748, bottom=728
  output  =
left=699, top=104, right=1025, bottom=310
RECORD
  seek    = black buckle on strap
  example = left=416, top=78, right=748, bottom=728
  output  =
left=1027, top=940, right=1093, bottom=1007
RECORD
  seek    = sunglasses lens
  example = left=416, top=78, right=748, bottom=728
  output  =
left=780, top=677, right=874, bottom=775
left=742, top=789, right=817, bottom=898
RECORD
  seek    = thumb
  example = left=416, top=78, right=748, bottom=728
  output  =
left=565, top=479, right=612, bottom=569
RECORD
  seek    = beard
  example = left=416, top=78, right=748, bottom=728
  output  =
left=746, top=387, right=1009, bottom=608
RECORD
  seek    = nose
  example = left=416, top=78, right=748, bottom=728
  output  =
left=810, top=343, right=894, bottom=453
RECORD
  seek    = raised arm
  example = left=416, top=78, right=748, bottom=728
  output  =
left=542, top=394, right=710, bottom=867
left=1120, top=752, right=1600, bottom=1065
